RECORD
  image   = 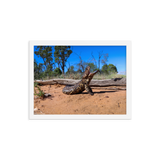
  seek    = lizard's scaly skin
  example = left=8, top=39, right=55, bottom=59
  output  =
left=62, top=66, right=99, bottom=95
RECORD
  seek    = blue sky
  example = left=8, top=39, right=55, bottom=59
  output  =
left=34, top=46, right=126, bottom=74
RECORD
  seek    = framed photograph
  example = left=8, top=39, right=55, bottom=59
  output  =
left=29, top=40, right=131, bottom=119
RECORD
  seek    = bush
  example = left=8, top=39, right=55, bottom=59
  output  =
left=34, top=82, right=45, bottom=99
left=101, top=64, right=118, bottom=75
left=53, top=68, right=62, bottom=76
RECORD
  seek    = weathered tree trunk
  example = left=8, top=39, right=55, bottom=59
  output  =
left=35, top=78, right=126, bottom=87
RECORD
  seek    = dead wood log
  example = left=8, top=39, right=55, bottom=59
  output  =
left=34, top=78, right=126, bottom=87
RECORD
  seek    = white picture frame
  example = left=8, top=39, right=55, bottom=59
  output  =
left=26, top=38, right=134, bottom=122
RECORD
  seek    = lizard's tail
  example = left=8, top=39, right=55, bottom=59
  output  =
left=62, top=85, right=75, bottom=95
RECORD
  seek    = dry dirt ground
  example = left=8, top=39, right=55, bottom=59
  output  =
left=34, top=84, right=126, bottom=115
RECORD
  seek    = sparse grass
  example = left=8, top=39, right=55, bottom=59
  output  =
left=34, top=82, right=45, bottom=99
left=40, top=73, right=82, bottom=80
left=93, top=73, right=126, bottom=80
left=64, top=73, right=82, bottom=79
left=38, top=73, right=126, bottom=80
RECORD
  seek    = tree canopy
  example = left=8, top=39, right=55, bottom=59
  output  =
left=87, top=63, right=97, bottom=72
left=53, top=68, right=62, bottom=76
left=34, top=60, right=44, bottom=79
left=34, top=46, right=54, bottom=78
left=66, top=65, right=75, bottom=74
left=54, top=46, right=72, bottom=74
left=34, top=46, right=121, bottom=80
left=101, top=64, right=118, bottom=74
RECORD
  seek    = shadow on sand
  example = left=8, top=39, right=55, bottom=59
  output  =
left=82, top=90, right=117, bottom=94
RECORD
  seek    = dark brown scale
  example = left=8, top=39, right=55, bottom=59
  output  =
left=62, top=66, right=100, bottom=95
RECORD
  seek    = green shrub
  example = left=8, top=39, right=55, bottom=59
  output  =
left=101, top=64, right=118, bottom=75
left=34, top=82, right=45, bottom=99
left=53, top=68, right=62, bottom=76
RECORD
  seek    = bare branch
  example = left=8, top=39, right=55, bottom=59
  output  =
left=90, top=52, right=97, bottom=67
left=101, top=53, right=109, bottom=65
left=97, top=50, right=104, bottom=69
left=74, top=52, right=86, bottom=72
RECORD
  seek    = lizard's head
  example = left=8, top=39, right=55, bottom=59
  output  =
left=88, top=69, right=100, bottom=79
left=82, top=66, right=100, bottom=79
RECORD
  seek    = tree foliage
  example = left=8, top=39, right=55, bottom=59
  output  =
left=34, top=45, right=120, bottom=80
left=66, top=65, right=75, bottom=74
left=34, top=60, right=44, bottom=79
left=53, top=68, right=62, bottom=76
left=107, top=64, right=118, bottom=73
left=54, top=46, right=72, bottom=74
left=87, top=63, right=97, bottom=72
left=34, top=46, right=54, bottom=78
left=35, top=46, right=53, bottom=69
left=102, top=64, right=118, bottom=74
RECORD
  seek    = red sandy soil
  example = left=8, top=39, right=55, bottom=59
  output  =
left=34, top=84, right=126, bottom=115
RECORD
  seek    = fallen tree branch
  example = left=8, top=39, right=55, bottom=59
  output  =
left=35, top=78, right=126, bottom=87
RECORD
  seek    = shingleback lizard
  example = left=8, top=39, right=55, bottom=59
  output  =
left=62, top=66, right=99, bottom=95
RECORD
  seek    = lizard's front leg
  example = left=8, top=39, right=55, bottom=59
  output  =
left=85, top=84, right=94, bottom=95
